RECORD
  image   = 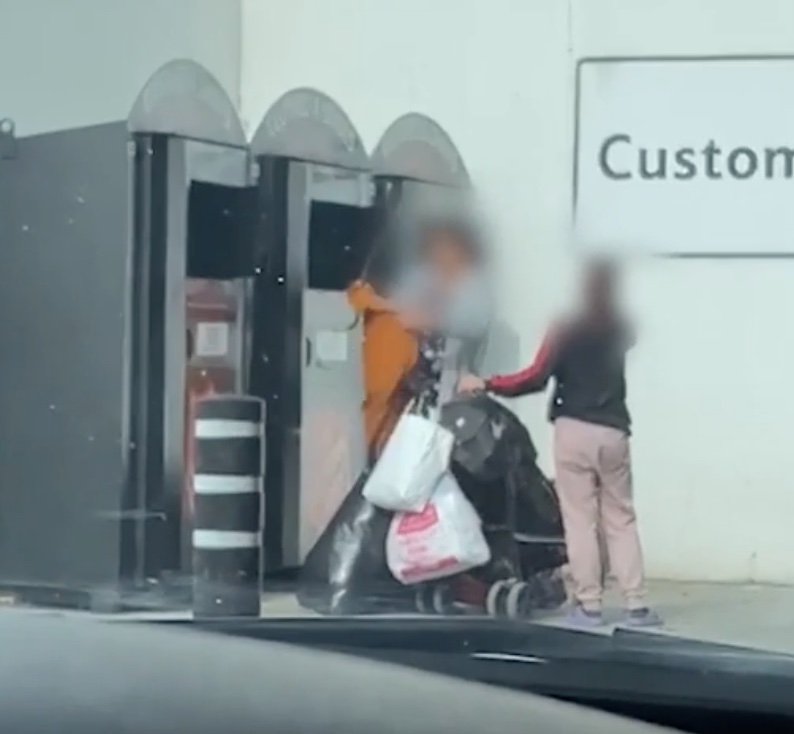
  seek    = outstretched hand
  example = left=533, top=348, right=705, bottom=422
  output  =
left=458, top=374, right=486, bottom=394
left=398, top=309, right=433, bottom=332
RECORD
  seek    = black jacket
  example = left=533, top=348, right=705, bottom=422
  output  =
left=485, top=315, right=633, bottom=434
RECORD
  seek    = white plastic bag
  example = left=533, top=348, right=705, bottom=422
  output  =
left=386, top=473, right=491, bottom=585
left=362, top=413, right=454, bottom=512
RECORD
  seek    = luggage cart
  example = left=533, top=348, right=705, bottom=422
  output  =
left=406, top=509, right=567, bottom=619
left=401, top=336, right=568, bottom=620
left=298, top=331, right=567, bottom=619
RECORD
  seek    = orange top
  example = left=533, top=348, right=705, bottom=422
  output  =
left=347, top=279, right=418, bottom=451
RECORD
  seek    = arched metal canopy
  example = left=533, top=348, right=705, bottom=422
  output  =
left=371, top=113, right=469, bottom=187
left=128, top=59, right=246, bottom=147
left=250, top=88, right=369, bottom=170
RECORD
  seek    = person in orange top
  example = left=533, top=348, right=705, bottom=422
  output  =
left=346, top=279, right=424, bottom=454
left=348, top=219, right=491, bottom=455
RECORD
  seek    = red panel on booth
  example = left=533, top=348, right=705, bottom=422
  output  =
left=184, top=279, right=241, bottom=520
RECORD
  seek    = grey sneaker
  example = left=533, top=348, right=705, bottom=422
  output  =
left=623, top=607, right=663, bottom=628
left=566, top=604, right=604, bottom=628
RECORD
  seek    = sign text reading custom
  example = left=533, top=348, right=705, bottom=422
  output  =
left=599, top=134, right=794, bottom=181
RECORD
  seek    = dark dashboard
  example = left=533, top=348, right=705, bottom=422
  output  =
left=2, top=611, right=793, bottom=733
left=153, top=616, right=794, bottom=733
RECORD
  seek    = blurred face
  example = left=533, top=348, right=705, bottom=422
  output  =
left=425, top=229, right=471, bottom=279
left=583, top=263, right=616, bottom=315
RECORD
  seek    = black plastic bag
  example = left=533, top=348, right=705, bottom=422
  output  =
left=297, top=469, right=407, bottom=615
left=441, top=394, right=557, bottom=531
left=441, top=394, right=567, bottom=573
left=441, top=394, right=540, bottom=479
left=298, top=342, right=448, bottom=615
left=440, top=396, right=520, bottom=481
left=299, top=375, right=567, bottom=616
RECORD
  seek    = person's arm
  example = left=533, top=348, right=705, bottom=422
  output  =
left=346, top=279, right=396, bottom=315
left=484, top=324, right=563, bottom=398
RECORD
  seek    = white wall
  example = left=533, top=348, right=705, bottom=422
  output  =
left=1, top=0, right=242, bottom=136
left=574, top=0, right=794, bottom=583
left=242, top=0, right=794, bottom=583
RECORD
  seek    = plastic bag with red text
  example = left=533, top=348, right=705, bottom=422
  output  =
left=386, top=472, right=491, bottom=585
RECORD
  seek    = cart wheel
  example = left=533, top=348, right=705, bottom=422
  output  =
left=485, top=579, right=514, bottom=617
left=504, top=580, right=532, bottom=619
left=537, top=571, right=567, bottom=610
left=431, top=584, right=455, bottom=615
left=414, top=585, right=431, bottom=614
left=485, top=580, right=505, bottom=616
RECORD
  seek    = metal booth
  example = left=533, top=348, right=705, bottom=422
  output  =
left=0, top=68, right=475, bottom=609
left=0, top=59, right=253, bottom=607
left=127, top=60, right=256, bottom=584
left=368, top=112, right=472, bottom=280
left=249, top=88, right=373, bottom=572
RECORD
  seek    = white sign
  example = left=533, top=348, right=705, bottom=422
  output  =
left=314, top=330, right=349, bottom=364
left=574, top=57, right=794, bottom=256
left=195, top=322, right=230, bottom=358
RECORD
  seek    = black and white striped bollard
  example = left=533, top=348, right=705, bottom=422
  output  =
left=192, top=395, right=265, bottom=618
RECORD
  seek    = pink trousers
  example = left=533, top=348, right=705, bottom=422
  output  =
left=553, top=417, right=647, bottom=611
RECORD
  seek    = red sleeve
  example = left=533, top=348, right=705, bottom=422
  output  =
left=485, top=326, right=561, bottom=397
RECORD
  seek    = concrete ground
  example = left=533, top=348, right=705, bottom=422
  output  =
left=608, top=579, right=794, bottom=655
left=15, top=580, right=794, bottom=657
